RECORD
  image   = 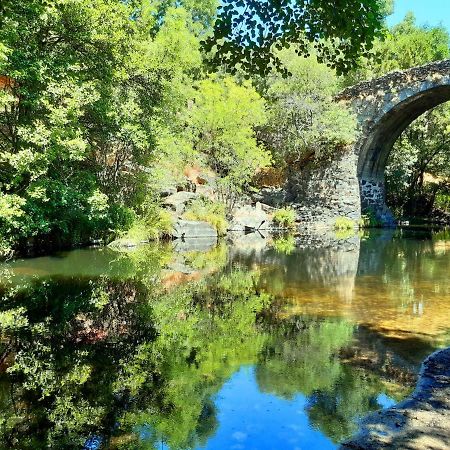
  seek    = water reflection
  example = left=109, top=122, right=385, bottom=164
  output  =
left=247, top=230, right=450, bottom=343
left=0, top=229, right=449, bottom=449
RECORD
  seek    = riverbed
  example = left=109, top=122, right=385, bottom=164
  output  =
left=0, top=229, right=449, bottom=449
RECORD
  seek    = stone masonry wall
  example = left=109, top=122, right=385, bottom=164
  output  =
left=287, top=149, right=361, bottom=227
left=360, top=178, right=396, bottom=225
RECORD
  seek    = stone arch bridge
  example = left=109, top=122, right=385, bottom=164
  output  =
left=289, top=60, right=450, bottom=226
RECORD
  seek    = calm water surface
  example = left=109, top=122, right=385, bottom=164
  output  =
left=0, top=229, right=449, bottom=449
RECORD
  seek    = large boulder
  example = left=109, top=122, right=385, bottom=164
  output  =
left=228, top=205, right=273, bottom=231
left=173, top=220, right=218, bottom=239
left=340, top=347, right=450, bottom=450
left=159, top=186, right=177, bottom=198
left=163, top=191, right=198, bottom=215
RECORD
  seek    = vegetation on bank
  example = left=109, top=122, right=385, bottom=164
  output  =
left=272, top=207, right=297, bottom=230
left=334, top=217, right=356, bottom=231
left=1, top=0, right=450, bottom=258
left=183, top=198, right=228, bottom=235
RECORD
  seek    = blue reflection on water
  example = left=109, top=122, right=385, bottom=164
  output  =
left=197, top=366, right=337, bottom=450
left=84, top=435, right=103, bottom=450
left=377, top=393, right=396, bottom=409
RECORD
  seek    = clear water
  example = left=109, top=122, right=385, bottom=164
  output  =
left=0, top=229, right=449, bottom=449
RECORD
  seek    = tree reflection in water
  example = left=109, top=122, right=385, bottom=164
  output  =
left=0, top=229, right=449, bottom=449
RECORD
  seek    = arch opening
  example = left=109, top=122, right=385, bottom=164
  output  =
left=357, top=85, right=450, bottom=224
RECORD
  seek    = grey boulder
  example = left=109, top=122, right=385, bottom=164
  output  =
left=163, top=191, right=198, bottom=215
left=173, top=220, right=218, bottom=239
left=228, top=205, right=272, bottom=231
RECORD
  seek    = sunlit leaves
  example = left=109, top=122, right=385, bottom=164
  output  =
left=204, top=0, right=388, bottom=76
left=186, top=76, right=271, bottom=209
left=345, top=12, right=450, bottom=85
left=386, top=104, right=450, bottom=216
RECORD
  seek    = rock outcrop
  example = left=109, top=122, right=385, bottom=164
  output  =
left=340, top=347, right=450, bottom=450
left=163, top=191, right=199, bottom=215
left=228, top=204, right=274, bottom=231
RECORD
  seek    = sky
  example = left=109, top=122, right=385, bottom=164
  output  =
left=387, top=0, right=450, bottom=31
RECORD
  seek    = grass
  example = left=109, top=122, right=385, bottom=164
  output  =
left=110, top=206, right=173, bottom=248
left=334, top=216, right=355, bottom=230
left=272, top=207, right=296, bottom=229
left=333, top=216, right=357, bottom=239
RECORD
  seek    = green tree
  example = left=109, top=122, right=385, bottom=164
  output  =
left=258, top=49, right=356, bottom=169
left=140, top=0, right=219, bottom=33
left=0, top=0, right=150, bottom=254
left=346, top=12, right=450, bottom=84
left=386, top=105, right=450, bottom=216
left=0, top=1, right=214, bottom=256
left=187, top=76, right=271, bottom=210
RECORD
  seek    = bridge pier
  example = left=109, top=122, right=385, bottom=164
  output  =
left=359, top=178, right=396, bottom=226
left=287, top=149, right=362, bottom=227
left=286, top=151, right=396, bottom=228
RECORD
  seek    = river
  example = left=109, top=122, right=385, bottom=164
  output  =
left=0, top=228, right=449, bottom=449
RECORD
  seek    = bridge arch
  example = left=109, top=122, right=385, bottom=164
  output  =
left=339, top=60, right=450, bottom=224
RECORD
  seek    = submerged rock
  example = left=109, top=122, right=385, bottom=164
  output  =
left=340, top=347, right=450, bottom=450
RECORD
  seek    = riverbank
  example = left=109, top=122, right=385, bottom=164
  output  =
left=341, top=347, right=450, bottom=450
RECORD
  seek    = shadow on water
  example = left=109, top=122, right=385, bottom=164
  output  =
left=0, top=229, right=449, bottom=449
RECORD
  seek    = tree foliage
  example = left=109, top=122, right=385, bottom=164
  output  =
left=346, top=12, right=450, bottom=84
left=386, top=105, right=450, bottom=216
left=187, top=76, right=271, bottom=210
left=204, top=0, right=389, bottom=76
left=258, top=49, right=356, bottom=167
left=0, top=0, right=150, bottom=253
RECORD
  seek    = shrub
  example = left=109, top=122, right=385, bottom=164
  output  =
left=258, top=50, right=356, bottom=167
left=334, top=217, right=355, bottom=231
left=272, top=207, right=296, bottom=229
left=435, top=192, right=450, bottom=212
left=0, top=239, right=13, bottom=260
left=187, top=76, right=272, bottom=213
left=133, top=193, right=174, bottom=241
left=111, top=203, right=173, bottom=247
left=183, top=198, right=228, bottom=235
